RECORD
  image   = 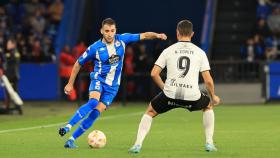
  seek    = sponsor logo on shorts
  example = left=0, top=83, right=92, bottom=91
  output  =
left=168, top=101, right=192, bottom=108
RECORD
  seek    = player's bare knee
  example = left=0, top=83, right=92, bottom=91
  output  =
left=203, top=104, right=213, bottom=112
left=145, top=103, right=158, bottom=117
left=95, top=103, right=106, bottom=113
left=89, top=91, right=101, bottom=100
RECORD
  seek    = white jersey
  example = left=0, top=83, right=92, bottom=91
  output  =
left=155, top=41, right=210, bottom=101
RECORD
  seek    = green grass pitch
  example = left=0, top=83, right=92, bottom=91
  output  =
left=0, top=102, right=279, bottom=158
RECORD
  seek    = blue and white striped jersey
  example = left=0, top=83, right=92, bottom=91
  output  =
left=78, top=33, right=140, bottom=86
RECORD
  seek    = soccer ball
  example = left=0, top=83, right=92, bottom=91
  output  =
left=88, top=130, right=107, bottom=148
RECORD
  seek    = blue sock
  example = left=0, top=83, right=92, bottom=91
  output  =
left=68, top=99, right=98, bottom=127
left=72, top=109, right=100, bottom=140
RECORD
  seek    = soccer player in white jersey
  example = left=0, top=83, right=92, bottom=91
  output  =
left=58, top=18, right=167, bottom=148
left=129, top=20, right=220, bottom=153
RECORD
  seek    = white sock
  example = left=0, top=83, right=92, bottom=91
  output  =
left=134, top=114, right=153, bottom=147
left=203, top=109, right=215, bottom=145
left=66, top=124, right=72, bottom=130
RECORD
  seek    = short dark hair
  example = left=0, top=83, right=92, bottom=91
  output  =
left=177, top=20, right=193, bottom=36
left=102, top=18, right=116, bottom=27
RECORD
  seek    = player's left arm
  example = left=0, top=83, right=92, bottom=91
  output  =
left=151, top=65, right=164, bottom=90
left=140, top=32, right=167, bottom=40
left=120, top=33, right=167, bottom=44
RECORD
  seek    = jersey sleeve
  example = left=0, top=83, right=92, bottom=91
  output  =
left=200, top=52, right=211, bottom=72
left=78, top=45, right=96, bottom=66
left=155, top=49, right=168, bottom=69
left=119, top=33, right=140, bottom=44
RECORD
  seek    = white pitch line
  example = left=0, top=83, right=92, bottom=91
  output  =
left=0, top=111, right=143, bottom=134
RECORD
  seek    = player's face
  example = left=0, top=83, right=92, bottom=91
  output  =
left=101, top=24, right=116, bottom=44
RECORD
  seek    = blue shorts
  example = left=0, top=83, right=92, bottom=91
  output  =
left=89, top=79, right=119, bottom=106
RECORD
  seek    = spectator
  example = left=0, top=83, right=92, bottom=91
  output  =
left=73, top=41, right=87, bottom=59
left=2, top=38, right=22, bottom=114
left=0, top=14, right=10, bottom=38
left=24, top=0, right=45, bottom=17
left=0, top=31, right=5, bottom=52
left=255, top=18, right=270, bottom=37
left=42, top=35, right=55, bottom=62
left=267, top=7, right=280, bottom=34
left=30, top=8, right=46, bottom=37
left=134, top=42, right=153, bottom=73
left=269, top=0, right=280, bottom=8
left=4, top=0, right=25, bottom=30
left=253, top=34, right=265, bottom=59
left=31, top=38, right=42, bottom=62
left=59, top=45, right=77, bottom=100
left=0, top=6, right=12, bottom=31
left=124, top=45, right=135, bottom=76
left=47, top=0, right=64, bottom=27
left=15, top=32, right=27, bottom=60
left=264, top=34, right=280, bottom=60
left=244, top=38, right=255, bottom=62
left=241, top=37, right=264, bottom=62
left=124, top=45, right=136, bottom=99
left=257, top=0, right=271, bottom=20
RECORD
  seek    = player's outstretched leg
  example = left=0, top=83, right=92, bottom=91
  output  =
left=129, top=104, right=157, bottom=154
left=59, top=99, right=98, bottom=137
left=203, top=106, right=217, bottom=152
left=128, top=113, right=153, bottom=154
left=64, top=109, right=100, bottom=148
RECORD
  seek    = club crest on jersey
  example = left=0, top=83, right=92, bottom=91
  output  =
left=115, top=41, right=121, bottom=47
left=107, top=54, right=120, bottom=65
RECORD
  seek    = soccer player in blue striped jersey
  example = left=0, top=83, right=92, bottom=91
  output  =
left=59, top=18, right=167, bottom=148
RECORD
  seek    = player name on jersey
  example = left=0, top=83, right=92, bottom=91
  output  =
left=175, top=50, right=194, bottom=55
left=170, top=79, right=193, bottom=89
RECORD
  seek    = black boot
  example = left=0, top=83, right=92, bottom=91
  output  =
left=15, top=105, right=23, bottom=115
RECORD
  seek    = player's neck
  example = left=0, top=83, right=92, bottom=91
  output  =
left=177, top=37, right=191, bottom=42
left=102, top=38, right=115, bottom=45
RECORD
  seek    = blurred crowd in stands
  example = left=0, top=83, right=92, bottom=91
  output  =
left=0, top=0, right=63, bottom=63
left=242, top=0, right=280, bottom=62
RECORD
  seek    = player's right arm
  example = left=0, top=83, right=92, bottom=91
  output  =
left=151, top=49, right=168, bottom=90
left=151, top=65, right=164, bottom=90
left=201, top=71, right=220, bottom=105
left=64, top=61, right=81, bottom=95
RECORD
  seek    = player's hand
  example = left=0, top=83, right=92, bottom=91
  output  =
left=64, top=83, right=73, bottom=95
left=157, top=33, right=167, bottom=40
left=211, top=95, right=220, bottom=105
